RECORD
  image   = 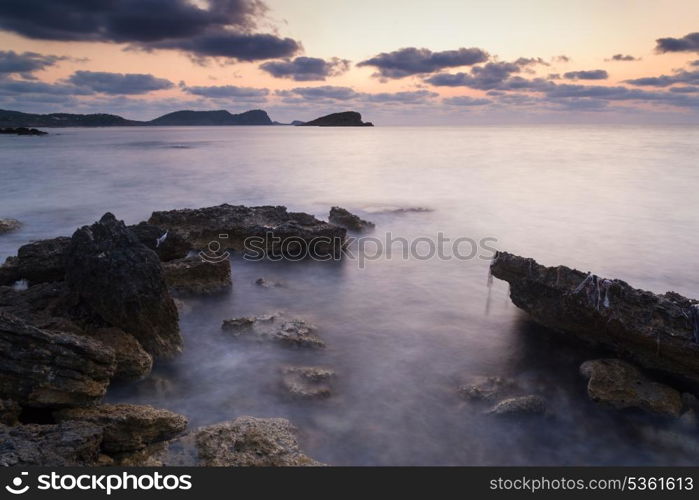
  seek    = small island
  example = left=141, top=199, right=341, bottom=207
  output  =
left=297, top=111, right=373, bottom=127
left=0, top=127, right=47, bottom=136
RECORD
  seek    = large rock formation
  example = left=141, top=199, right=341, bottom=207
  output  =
left=0, top=313, right=116, bottom=408
left=128, top=222, right=191, bottom=262
left=329, top=207, right=375, bottom=232
left=299, top=111, right=373, bottom=127
left=490, top=251, right=699, bottom=383
left=0, top=237, right=71, bottom=286
left=66, top=213, right=182, bottom=359
left=148, top=204, right=346, bottom=259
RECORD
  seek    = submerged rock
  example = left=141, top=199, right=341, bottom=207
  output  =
left=66, top=213, right=182, bottom=359
left=0, top=421, right=102, bottom=466
left=329, top=207, right=375, bottom=232
left=580, top=359, right=682, bottom=417
left=158, top=417, right=321, bottom=466
left=148, top=204, right=346, bottom=259
left=280, top=366, right=335, bottom=400
left=163, top=256, right=231, bottom=295
left=54, top=404, right=187, bottom=454
left=222, top=313, right=325, bottom=348
left=255, top=277, right=285, bottom=288
left=487, top=395, right=547, bottom=417
left=459, top=376, right=518, bottom=403
left=0, top=236, right=71, bottom=286
left=0, top=218, right=21, bottom=234
left=128, top=222, right=192, bottom=262
left=490, top=251, right=699, bottom=384
left=0, top=313, right=116, bottom=408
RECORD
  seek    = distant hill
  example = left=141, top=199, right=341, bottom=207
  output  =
left=299, top=111, right=373, bottom=127
left=0, top=109, right=142, bottom=127
left=149, top=109, right=272, bottom=126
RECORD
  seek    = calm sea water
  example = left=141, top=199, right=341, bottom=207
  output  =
left=1, top=125, right=699, bottom=465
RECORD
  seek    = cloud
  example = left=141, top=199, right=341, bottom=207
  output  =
left=552, top=55, right=571, bottom=63
left=66, top=71, right=174, bottom=94
left=275, top=86, right=437, bottom=105
left=357, top=47, right=489, bottom=78
left=424, top=61, right=538, bottom=90
left=0, top=0, right=300, bottom=62
left=514, top=57, right=549, bottom=67
left=180, top=84, right=269, bottom=101
left=277, top=85, right=360, bottom=101
left=0, top=78, right=91, bottom=96
left=607, top=54, right=639, bottom=61
left=562, top=70, right=608, bottom=80
left=0, top=50, right=68, bottom=77
left=625, top=69, right=699, bottom=87
left=361, top=90, right=437, bottom=103
left=655, top=32, right=699, bottom=53
left=443, top=96, right=491, bottom=106
left=259, top=57, right=350, bottom=81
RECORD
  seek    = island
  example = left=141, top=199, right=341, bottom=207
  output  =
left=297, top=111, right=373, bottom=127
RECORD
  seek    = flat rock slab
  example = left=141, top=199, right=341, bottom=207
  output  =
left=222, top=313, right=325, bottom=349
left=280, top=366, right=335, bottom=399
left=580, top=359, right=683, bottom=417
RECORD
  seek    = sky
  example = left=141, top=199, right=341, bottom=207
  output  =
left=0, top=0, right=698, bottom=124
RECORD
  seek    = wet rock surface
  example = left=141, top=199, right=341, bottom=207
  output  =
left=148, top=204, right=346, bottom=258
left=222, top=313, right=325, bottom=348
left=163, top=256, right=232, bottom=295
left=486, top=395, right=547, bottom=417
left=128, top=222, right=192, bottom=262
left=280, top=366, right=335, bottom=400
left=580, top=359, right=682, bottom=417
left=490, top=251, right=699, bottom=383
left=0, top=313, right=116, bottom=408
left=0, top=421, right=102, bottom=466
left=54, top=404, right=188, bottom=454
left=329, top=207, right=375, bottom=232
left=0, top=218, right=21, bottom=234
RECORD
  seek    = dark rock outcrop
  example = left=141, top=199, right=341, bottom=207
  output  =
left=0, top=237, right=71, bottom=286
left=490, top=251, right=699, bottom=383
left=222, top=313, right=325, bottom=349
left=65, top=213, right=182, bottom=359
left=580, top=359, right=682, bottom=417
left=0, top=218, right=21, bottom=234
left=128, top=222, right=191, bottom=262
left=54, top=404, right=188, bottom=454
left=0, top=399, right=21, bottom=426
left=148, top=109, right=272, bottom=126
left=299, top=111, right=373, bottom=127
left=0, top=127, right=47, bottom=135
left=0, top=421, right=103, bottom=466
left=0, top=313, right=116, bottom=408
left=486, top=395, right=547, bottom=417
left=329, top=207, right=375, bottom=232
left=163, top=256, right=231, bottom=295
left=280, top=366, right=335, bottom=400
left=149, top=204, right=346, bottom=258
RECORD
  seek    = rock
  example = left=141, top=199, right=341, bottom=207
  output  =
left=54, top=404, right=187, bottom=454
left=580, top=359, right=682, bottom=417
left=0, top=127, right=47, bottom=136
left=163, top=256, right=231, bottom=295
left=255, top=277, right=285, bottom=288
left=487, top=395, right=547, bottom=417
left=0, top=313, right=116, bottom=408
left=329, top=207, right=375, bottom=232
left=0, top=218, right=21, bottom=234
left=280, top=366, right=335, bottom=400
left=298, top=111, right=373, bottom=127
left=0, top=399, right=21, bottom=425
left=92, top=327, right=153, bottom=381
left=159, top=417, right=322, bottom=466
left=148, top=204, right=346, bottom=259
left=0, top=237, right=71, bottom=286
left=0, top=421, right=102, bottom=466
left=459, top=376, right=518, bottom=402
left=490, top=251, right=699, bottom=384
left=222, top=314, right=325, bottom=348
left=65, top=213, right=182, bottom=359
left=128, top=222, right=191, bottom=262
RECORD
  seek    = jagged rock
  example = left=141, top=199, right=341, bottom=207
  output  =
left=222, top=314, right=325, bottom=348
left=92, top=328, right=153, bottom=381
left=459, top=376, right=518, bottom=402
left=163, top=256, right=231, bottom=295
left=280, top=366, right=335, bottom=399
left=0, top=399, right=21, bottom=425
left=0, top=237, right=71, bottom=286
left=490, top=251, right=699, bottom=384
left=158, top=417, right=322, bottom=466
left=580, top=359, right=682, bottom=417
left=129, top=222, right=191, bottom=262
left=65, top=213, right=182, bottom=359
left=487, top=395, right=547, bottom=417
left=0, top=218, right=21, bottom=234
left=148, top=204, right=346, bottom=258
left=329, top=207, right=375, bottom=232
left=0, top=421, right=102, bottom=466
left=0, top=313, right=116, bottom=408
left=54, top=404, right=187, bottom=454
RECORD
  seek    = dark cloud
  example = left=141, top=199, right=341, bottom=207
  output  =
left=562, top=70, right=608, bottom=80
left=0, top=78, right=91, bottom=96
left=655, top=32, right=699, bottom=53
left=514, top=57, right=549, bottom=67
left=608, top=54, right=639, bottom=61
left=670, top=85, right=699, bottom=93
left=424, top=61, right=538, bottom=90
left=66, top=71, right=174, bottom=94
left=443, top=96, right=491, bottom=106
left=0, top=50, right=67, bottom=76
left=625, top=69, right=699, bottom=87
left=361, top=90, right=437, bottom=103
left=276, top=86, right=437, bottom=105
left=357, top=47, right=489, bottom=78
left=180, top=84, right=269, bottom=100
left=552, top=55, right=571, bottom=63
left=259, top=57, right=350, bottom=81
left=0, top=0, right=300, bottom=62
left=277, top=85, right=359, bottom=101
left=691, top=60, right=699, bottom=67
